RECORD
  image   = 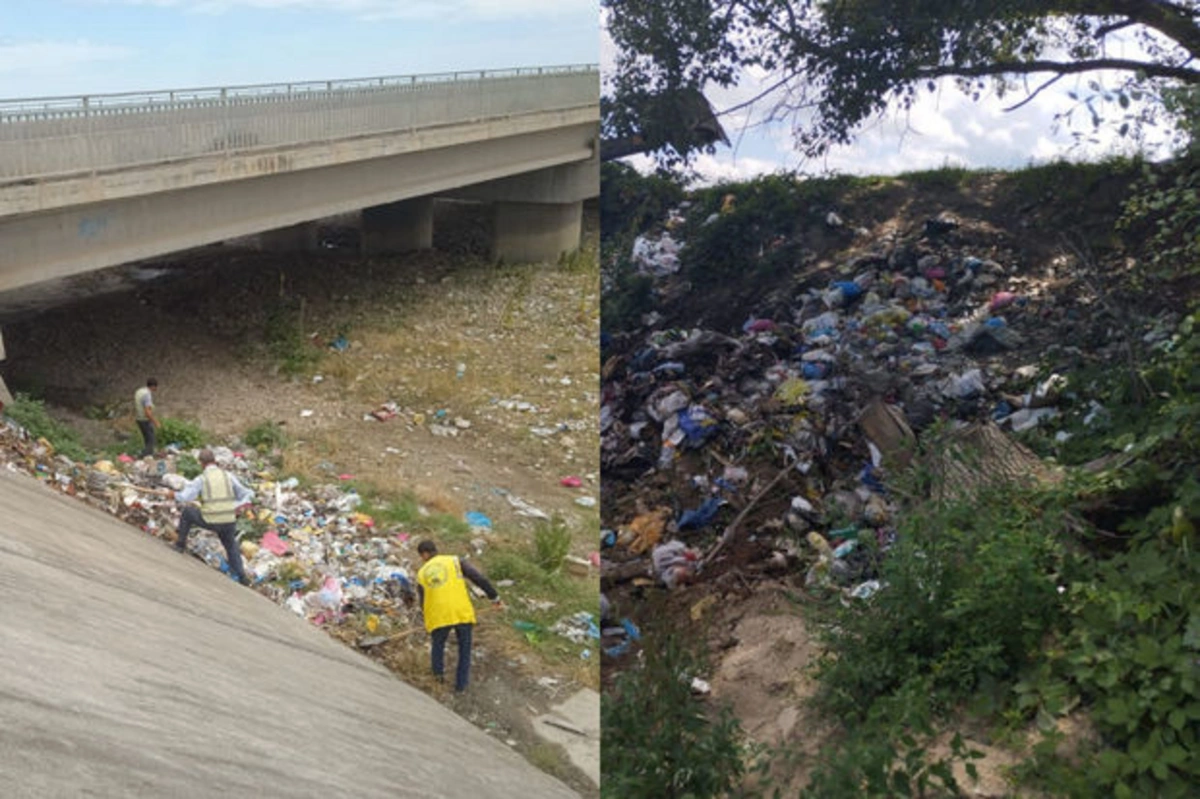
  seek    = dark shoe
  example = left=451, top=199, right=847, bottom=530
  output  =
left=238, top=576, right=252, bottom=587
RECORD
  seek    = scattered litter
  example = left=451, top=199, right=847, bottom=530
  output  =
left=651, top=540, right=699, bottom=590
left=506, top=494, right=550, bottom=519
left=465, top=511, right=493, bottom=530
left=677, top=497, right=724, bottom=532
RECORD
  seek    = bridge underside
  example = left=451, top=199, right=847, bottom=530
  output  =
left=0, top=117, right=597, bottom=296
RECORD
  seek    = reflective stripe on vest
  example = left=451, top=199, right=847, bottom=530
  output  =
left=200, top=467, right=237, bottom=524
left=417, top=555, right=477, bottom=632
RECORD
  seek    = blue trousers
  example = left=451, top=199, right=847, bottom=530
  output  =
left=430, top=623, right=473, bottom=692
left=175, top=505, right=247, bottom=582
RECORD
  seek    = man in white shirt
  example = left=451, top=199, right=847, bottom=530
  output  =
left=172, top=448, right=255, bottom=586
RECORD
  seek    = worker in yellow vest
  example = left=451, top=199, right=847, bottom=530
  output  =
left=416, top=540, right=501, bottom=692
left=171, top=448, right=255, bottom=586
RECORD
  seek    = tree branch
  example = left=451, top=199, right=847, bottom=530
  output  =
left=1095, top=18, right=1138, bottom=37
left=1099, top=0, right=1200, bottom=60
left=1003, top=73, right=1067, bottom=112
left=715, top=72, right=800, bottom=118
left=915, top=57, right=1200, bottom=83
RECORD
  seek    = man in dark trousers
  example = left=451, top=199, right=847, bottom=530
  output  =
left=171, top=448, right=255, bottom=586
left=134, top=378, right=160, bottom=458
left=416, top=540, right=501, bottom=693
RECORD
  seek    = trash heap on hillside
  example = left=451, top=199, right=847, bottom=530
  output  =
left=600, top=207, right=1168, bottom=614
left=0, top=427, right=422, bottom=641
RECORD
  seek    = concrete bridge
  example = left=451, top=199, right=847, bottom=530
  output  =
left=0, top=65, right=600, bottom=299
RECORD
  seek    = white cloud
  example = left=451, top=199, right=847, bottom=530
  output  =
left=0, top=40, right=134, bottom=80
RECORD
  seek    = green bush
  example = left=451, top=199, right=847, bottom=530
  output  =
left=602, top=633, right=748, bottom=798
left=532, top=516, right=572, bottom=574
left=159, top=417, right=207, bottom=449
left=1118, top=156, right=1200, bottom=279
left=264, top=297, right=320, bottom=376
left=672, top=172, right=873, bottom=285
left=599, top=161, right=685, bottom=240
left=244, top=420, right=288, bottom=452
left=1070, top=540, right=1200, bottom=794
left=4, top=393, right=90, bottom=462
left=812, top=483, right=1076, bottom=723
left=175, top=453, right=202, bottom=479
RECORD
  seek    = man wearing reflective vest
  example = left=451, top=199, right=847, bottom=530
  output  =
left=171, top=448, right=255, bottom=586
left=416, top=540, right=501, bottom=692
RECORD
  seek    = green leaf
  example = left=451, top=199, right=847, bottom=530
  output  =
left=1183, top=613, right=1200, bottom=650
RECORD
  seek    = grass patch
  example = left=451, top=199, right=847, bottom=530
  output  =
left=4, top=393, right=90, bottom=461
left=480, top=542, right=596, bottom=670
left=244, top=420, right=289, bottom=453
left=532, top=515, right=572, bottom=574
left=264, top=297, right=321, bottom=376
left=896, top=164, right=976, bottom=191
left=526, top=742, right=578, bottom=784
left=359, top=490, right=471, bottom=542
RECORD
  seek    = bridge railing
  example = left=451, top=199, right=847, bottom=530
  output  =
left=0, top=65, right=598, bottom=182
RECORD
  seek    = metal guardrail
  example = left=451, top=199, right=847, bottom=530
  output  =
left=0, top=64, right=599, bottom=182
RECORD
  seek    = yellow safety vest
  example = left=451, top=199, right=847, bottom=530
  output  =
left=200, top=466, right=237, bottom=524
left=417, top=555, right=476, bottom=632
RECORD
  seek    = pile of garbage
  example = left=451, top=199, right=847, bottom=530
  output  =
left=0, top=422, right=423, bottom=637
left=1, top=419, right=602, bottom=663
left=601, top=206, right=1141, bottom=612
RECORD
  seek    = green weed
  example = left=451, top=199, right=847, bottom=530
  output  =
left=602, top=630, right=748, bottom=798
left=4, top=393, right=90, bottom=462
left=532, top=516, right=572, bottom=574
left=244, top=420, right=289, bottom=453
left=159, top=417, right=207, bottom=449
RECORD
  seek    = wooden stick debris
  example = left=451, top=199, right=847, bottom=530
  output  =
left=702, top=463, right=794, bottom=567
left=541, top=717, right=588, bottom=737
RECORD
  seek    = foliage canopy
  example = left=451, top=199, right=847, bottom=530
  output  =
left=604, top=0, right=1200, bottom=163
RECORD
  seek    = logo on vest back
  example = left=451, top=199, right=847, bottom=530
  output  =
left=425, top=562, right=450, bottom=588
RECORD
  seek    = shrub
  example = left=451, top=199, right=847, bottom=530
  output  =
left=1051, top=538, right=1200, bottom=797
left=602, top=633, right=747, bottom=798
left=532, top=516, right=572, bottom=574
left=4, top=393, right=90, bottom=462
left=175, top=453, right=202, bottom=479
left=244, top=420, right=288, bottom=452
left=264, top=297, right=320, bottom=376
left=159, top=417, right=207, bottom=449
left=812, top=482, right=1076, bottom=723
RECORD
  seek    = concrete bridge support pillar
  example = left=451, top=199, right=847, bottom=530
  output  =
left=257, top=222, right=319, bottom=252
left=490, top=201, right=582, bottom=264
left=0, top=328, right=10, bottom=408
left=361, top=198, right=433, bottom=254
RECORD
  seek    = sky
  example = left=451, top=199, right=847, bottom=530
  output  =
left=0, top=0, right=599, bottom=99
left=599, top=16, right=1177, bottom=184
